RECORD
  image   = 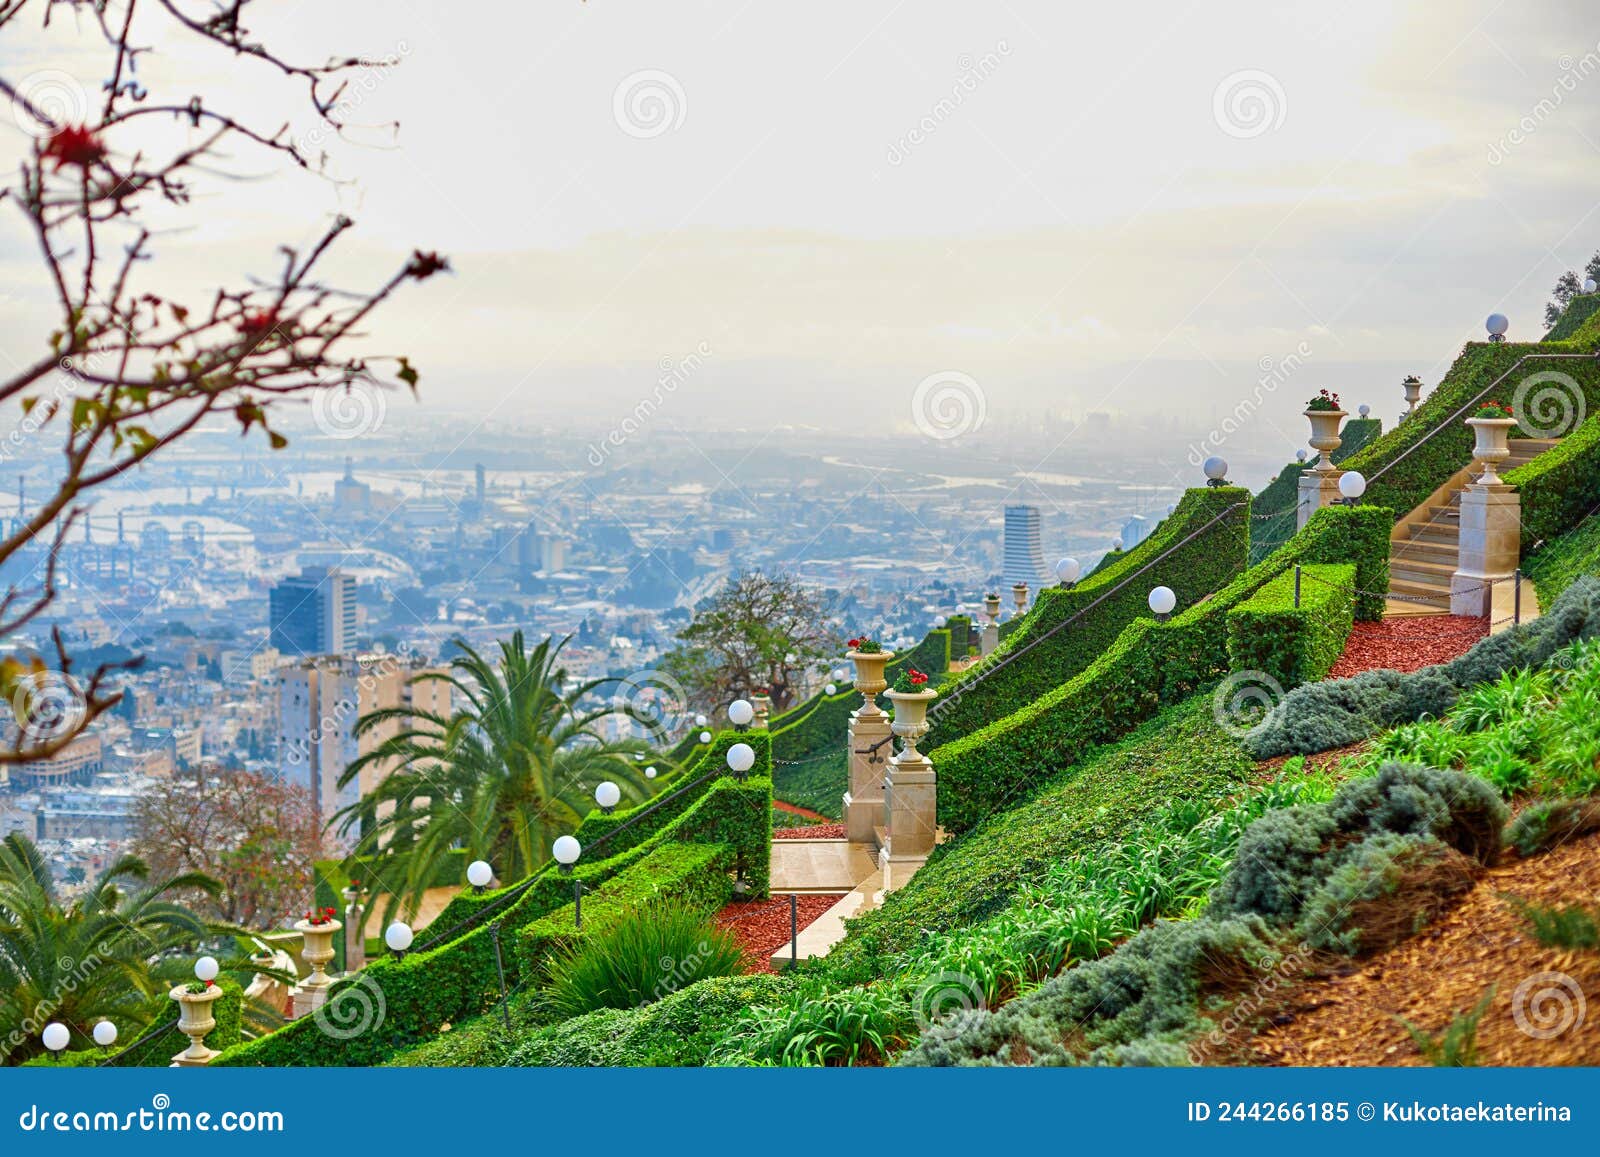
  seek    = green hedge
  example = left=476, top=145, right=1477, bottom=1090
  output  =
left=213, top=734, right=771, bottom=1068
left=1505, top=414, right=1600, bottom=551
left=1342, top=340, right=1600, bottom=521
left=927, top=487, right=1252, bottom=748
left=1250, top=417, right=1383, bottom=564
left=24, top=980, right=244, bottom=1068
left=515, top=842, right=735, bottom=978
left=1543, top=293, right=1600, bottom=343
left=931, top=504, right=1389, bottom=833
left=1226, top=563, right=1355, bottom=689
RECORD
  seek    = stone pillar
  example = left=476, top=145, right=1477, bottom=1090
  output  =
left=343, top=889, right=366, bottom=973
left=880, top=690, right=938, bottom=892
left=751, top=692, right=773, bottom=730
left=1452, top=483, right=1521, bottom=617
left=1296, top=470, right=1343, bottom=529
left=844, top=707, right=892, bottom=845
left=979, top=594, right=1001, bottom=656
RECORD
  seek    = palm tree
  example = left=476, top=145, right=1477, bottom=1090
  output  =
left=335, top=633, right=659, bottom=919
left=0, top=833, right=221, bottom=1065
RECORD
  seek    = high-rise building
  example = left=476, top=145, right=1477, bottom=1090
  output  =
left=269, top=566, right=357, bottom=656
left=275, top=653, right=452, bottom=831
left=1002, top=504, right=1050, bottom=588
left=1120, top=514, right=1152, bottom=551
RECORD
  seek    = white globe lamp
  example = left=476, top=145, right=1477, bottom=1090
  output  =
left=699, top=730, right=712, bottom=744
left=726, top=741, right=756, bottom=778
left=466, top=859, right=493, bottom=890
left=1148, top=586, right=1177, bottom=617
left=194, top=956, right=220, bottom=983
left=384, top=921, right=414, bottom=954
left=1486, top=312, right=1509, bottom=342
left=594, top=781, right=621, bottom=813
left=552, top=835, right=582, bottom=871
left=1358, top=403, right=1370, bottom=418
left=645, top=765, right=658, bottom=779
left=1587, top=278, right=1598, bottom=295
left=727, top=699, right=754, bottom=728
left=92, top=1021, right=117, bottom=1048
left=1203, top=456, right=1229, bottom=486
left=824, top=682, right=837, bottom=695
left=1339, top=470, right=1367, bottom=502
left=694, top=713, right=708, bottom=727
left=1055, top=557, right=1081, bottom=584
left=41, top=1023, right=69, bottom=1054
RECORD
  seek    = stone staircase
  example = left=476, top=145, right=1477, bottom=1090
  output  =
left=1387, top=437, right=1558, bottom=610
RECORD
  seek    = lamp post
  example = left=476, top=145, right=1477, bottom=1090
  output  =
left=594, top=781, right=621, bottom=814
left=1486, top=312, right=1509, bottom=343
left=726, top=741, right=756, bottom=782
left=1357, top=403, right=1370, bottom=418
left=1148, top=585, right=1177, bottom=622
left=467, top=859, right=493, bottom=894
left=1203, top=456, right=1230, bottom=487
left=385, top=921, right=414, bottom=959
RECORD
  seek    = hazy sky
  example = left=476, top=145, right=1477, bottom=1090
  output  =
left=5, top=0, right=1600, bottom=451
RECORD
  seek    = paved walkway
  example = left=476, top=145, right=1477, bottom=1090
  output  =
left=768, top=838, right=878, bottom=893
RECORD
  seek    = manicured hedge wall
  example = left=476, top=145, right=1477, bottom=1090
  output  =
left=1543, top=293, right=1600, bottom=343
left=927, top=487, right=1252, bottom=748
left=213, top=735, right=771, bottom=1068
left=515, top=842, right=735, bottom=978
left=1226, top=563, right=1355, bottom=689
left=1341, top=340, right=1600, bottom=521
left=1505, top=414, right=1600, bottom=551
left=24, top=980, right=245, bottom=1068
left=932, top=504, right=1389, bottom=833
left=1250, top=418, right=1383, bottom=564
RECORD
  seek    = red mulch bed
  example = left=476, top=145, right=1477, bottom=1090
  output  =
left=1329, top=615, right=1487, bottom=678
left=774, top=800, right=832, bottom=821
left=715, top=893, right=842, bottom=973
left=774, top=824, right=847, bottom=840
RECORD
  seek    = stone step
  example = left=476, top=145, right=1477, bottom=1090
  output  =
left=1391, top=539, right=1458, bottom=563
left=1388, top=578, right=1453, bottom=610
left=1389, top=556, right=1456, bottom=580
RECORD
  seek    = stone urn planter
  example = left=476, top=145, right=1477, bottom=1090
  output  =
left=1011, top=583, right=1029, bottom=615
left=1402, top=375, right=1423, bottom=417
left=294, top=914, right=342, bottom=990
left=750, top=691, right=773, bottom=730
left=846, top=650, right=894, bottom=717
left=170, top=984, right=223, bottom=1064
left=983, top=593, right=1002, bottom=622
left=1303, top=407, right=1346, bottom=473
left=1466, top=416, right=1516, bottom=485
left=885, top=689, right=937, bottom=757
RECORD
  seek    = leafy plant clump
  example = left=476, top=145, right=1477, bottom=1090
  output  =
left=1506, top=897, right=1600, bottom=950
left=1504, top=797, right=1600, bottom=857
left=848, top=636, right=883, bottom=654
left=1305, top=390, right=1343, bottom=412
left=1295, top=833, right=1478, bottom=955
left=1471, top=400, right=1515, bottom=420
left=1400, top=987, right=1495, bottom=1067
left=714, top=982, right=916, bottom=1066
left=542, top=900, right=745, bottom=1020
left=891, top=667, right=933, bottom=694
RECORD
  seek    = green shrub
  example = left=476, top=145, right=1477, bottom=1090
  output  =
left=1524, top=515, right=1600, bottom=607
left=23, top=979, right=246, bottom=1069
left=714, top=982, right=916, bottom=1066
left=1401, top=987, right=1495, bottom=1067
left=1250, top=418, right=1383, bottom=564
left=1543, top=292, right=1600, bottom=342
left=897, top=916, right=1280, bottom=1066
left=516, top=841, right=737, bottom=980
left=934, top=504, right=1389, bottom=834
left=1506, top=414, right=1600, bottom=551
left=507, top=974, right=791, bottom=1066
left=1245, top=576, right=1600, bottom=758
left=928, top=487, right=1252, bottom=747
left=1226, top=563, right=1355, bottom=688
left=1341, top=340, right=1600, bottom=523
left=823, top=695, right=1254, bottom=983
left=1508, top=899, right=1600, bottom=950
left=215, top=742, right=770, bottom=1068
left=1296, top=833, right=1477, bottom=954
left=1504, top=797, right=1600, bottom=856
left=542, top=900, right=744, bottom=1019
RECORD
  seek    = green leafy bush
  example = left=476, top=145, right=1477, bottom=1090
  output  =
left=928, top=487, right=1252, bottom=747
left=24, top=980, right=245, bottom=1068
left=1341, top=340, right=1600, bottom=523
left=516, top=841, right=737, bottom=979
left=1543, top=292, right=1600, bottom=342
left=1296, top=833, right=1478, bottom=954
left=1508, top=899, right=1600, bottom=949
left=1401, top=987, right=1495, bottom=1067
left=714, top=982, right=916, bottom=1066
left=507, top=974, right=791, bottom=1066
left=1211, top=763, right=1506, bottom=925
left=1246, top=576, right=1600, bottom=758
left=1504, top=797, right=1600, bottom=856
left=934, top=504, right=1388, bottom=833
left=542, top=900, right=744, bottom=1019
left=1226, top=563, right=1355, bottom=688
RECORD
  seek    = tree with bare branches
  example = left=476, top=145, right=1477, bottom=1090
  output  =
left=0, top=0, right=445, bottom=759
